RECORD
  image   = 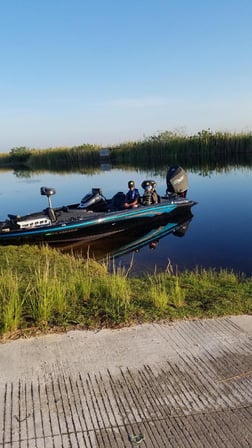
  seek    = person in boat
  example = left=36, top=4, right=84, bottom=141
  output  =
left=142, top=182, right=159, bottom=206
left=123, top=180, right=140, bottom=208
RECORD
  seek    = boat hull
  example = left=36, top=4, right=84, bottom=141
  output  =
left=0, top=200, right=196, bottom=246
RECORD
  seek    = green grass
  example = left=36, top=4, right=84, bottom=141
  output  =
left=0, top=270, right=24, bottom=332
left=0, top=246, right=251, bottom=341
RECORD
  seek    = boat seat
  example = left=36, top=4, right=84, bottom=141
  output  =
left=40, top=187, right=56, bottom=197
left=110, top=191, right=126, bottom=210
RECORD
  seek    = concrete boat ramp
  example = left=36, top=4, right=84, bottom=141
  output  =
left=0, top=315, right=252, bottom=447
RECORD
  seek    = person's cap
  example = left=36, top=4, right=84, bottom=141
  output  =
left=128, top=180, right=135, bottom=188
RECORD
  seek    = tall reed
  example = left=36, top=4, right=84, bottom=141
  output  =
left=1, top=130, right=251, bottom=172
left=91, top=268, right=131, bottom=324
left=0, top=271, right=23, bottom=332
left=26, top=262, right=55, bottom=325
left=28, top=144, right=101, bottom=170
left=110, top=130, right=252, bottom=170
left=147, top=272, right=185, bottom=310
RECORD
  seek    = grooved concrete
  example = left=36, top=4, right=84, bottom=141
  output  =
left=0, top=316, right=252, bottom=447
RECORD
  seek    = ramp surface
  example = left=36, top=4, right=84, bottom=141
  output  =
left=0, top=316, right=252, bottom=447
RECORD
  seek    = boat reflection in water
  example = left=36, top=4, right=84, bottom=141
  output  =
left=59, top=209, right=194, bottom=263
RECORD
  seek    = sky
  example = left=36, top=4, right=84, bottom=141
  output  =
left=1, top=0, right=252, bottom=152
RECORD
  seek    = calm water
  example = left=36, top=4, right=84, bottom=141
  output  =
left=0, top=166, right=251, bottom=276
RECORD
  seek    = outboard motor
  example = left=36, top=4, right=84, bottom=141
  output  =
left=166, top=166, right=188, bottom=198
left=78, top=188, right=108, bottom=212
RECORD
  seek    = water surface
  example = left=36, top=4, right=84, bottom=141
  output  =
left=0, top=166, right=251, bottom=275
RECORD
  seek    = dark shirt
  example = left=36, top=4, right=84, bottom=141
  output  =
left=125, top=188, right=140, bottom=204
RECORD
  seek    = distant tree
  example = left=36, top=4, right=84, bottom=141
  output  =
left=9, top=146, right=31, bottom=163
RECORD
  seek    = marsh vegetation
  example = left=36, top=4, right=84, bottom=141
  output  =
left=1, top=129, right=251, bottom=172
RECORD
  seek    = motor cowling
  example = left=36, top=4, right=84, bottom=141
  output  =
left=166, top=166, right=188, bottom=197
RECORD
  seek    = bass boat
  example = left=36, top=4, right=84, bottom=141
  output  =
left=0, top=166, right=197, bottom=247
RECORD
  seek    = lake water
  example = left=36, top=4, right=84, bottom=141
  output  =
left=0, top=165, right=251, bottom=276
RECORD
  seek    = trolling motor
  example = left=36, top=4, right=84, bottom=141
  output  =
left=166, top=166, right=188, bottom=198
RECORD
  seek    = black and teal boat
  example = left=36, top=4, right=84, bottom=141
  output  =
left=0, top=167, right=196, bottom=247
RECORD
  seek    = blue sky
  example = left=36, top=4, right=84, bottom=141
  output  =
left=1, top=0, right=252, bottom=152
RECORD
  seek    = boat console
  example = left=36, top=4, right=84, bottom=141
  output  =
left=78, top=188, right=108, bottom=212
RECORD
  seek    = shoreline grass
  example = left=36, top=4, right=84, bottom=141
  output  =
left=0, top=245, right=251, bottom=342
